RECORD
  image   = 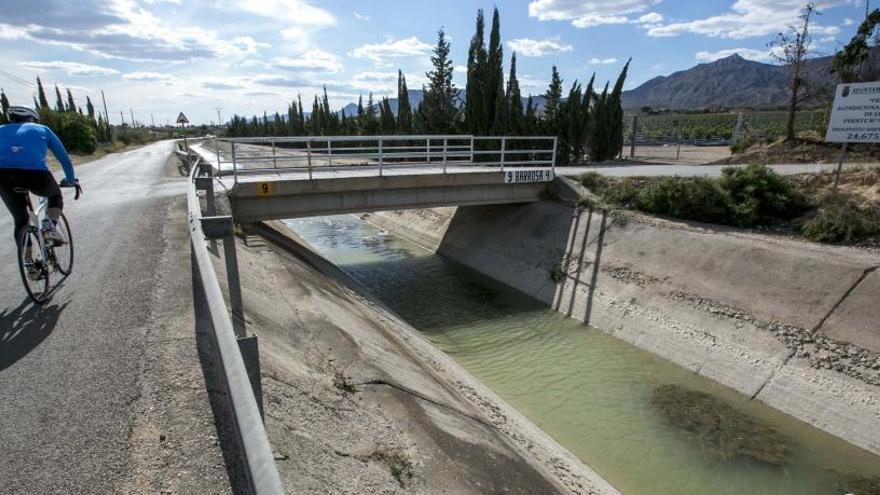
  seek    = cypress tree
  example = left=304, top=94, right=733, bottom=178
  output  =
left=364, top=92, right=378, bottom=135
left=590, top=82, right=611, bottom=161
left=86, top=96, right=96, bottom=124
left=1, top=89, right=9, bottom=122
left=311, top=95, right=322, bottom=135
left=525, top=95, right=537, bottom=133
left=544, top=66, right=563, bottom=124
left=297, top=94, right=306, bottom=134
left=287, top=101, right=296, bottom=134
left=66, top=88, right=77, bottom=113
left=397, top=70, right=413, bottom=133
left=54, top=85, right=65, bottom=112
left=486, top=7, right=505, bottom=134
left=608, top=59, right=630, bottom=159
left=417, top=29, right=457, bottom=134
left=505, top=52, right=522, bottom=134
left=36, top=77, right=49, bottom=109
left=33, top=96, right=40, bottom=110
left=464, top=9, right=487, bottom=134
left=380, top=97, right=396, bottom=134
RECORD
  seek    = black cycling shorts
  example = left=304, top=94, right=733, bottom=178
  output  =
left=0, top=168, right=63, bottom=241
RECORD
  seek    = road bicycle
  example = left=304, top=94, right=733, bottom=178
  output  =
left=16, top=180, right=82, bottom=303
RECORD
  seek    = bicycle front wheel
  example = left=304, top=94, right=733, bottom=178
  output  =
left=17, top=226, right=50, bottom=304
left=52, top=213, right=74, bottom=276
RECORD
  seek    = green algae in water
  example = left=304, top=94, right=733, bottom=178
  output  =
left=651, top=384, right=791, bottom=466
left=831, top=471, right=880, bottom=495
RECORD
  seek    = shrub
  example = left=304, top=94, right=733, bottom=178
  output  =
left=801, top=199, right=879, bottom=244
left=601, top=178, right=642, bottom=207
left=578, top=171, right=610, bottom=192
left=38, top=108, right=97, bottom=154
left=635, top=177, right=732, bottom=224
left=730, top=129, right=756, bottom=154
left=719, top=164, right=807, bottom=226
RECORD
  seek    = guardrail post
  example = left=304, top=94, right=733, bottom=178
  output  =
left=327, top=140, right=332, bottom=167
left=500, top=137, right=506, bottom=172
left=215, top=142, right=221, bottom=171
left=271, top=138, right=277, bottom=169
left=551, top=138, right=558, bottom=174
left=442, top=138, right=448, bottom=174
left=378, top=138, right=384, bottom=177
left=237, top=335, right=263, bottom=419
left=307, top=139, right=313, bottom=180
left=469, top=137, right=475, bottom=164
left=201, top=216, right=245, bottom=337
left=426, top=137, right=431, bottom=164
left=195, top=165, right=216, bottom=216
left=231, top=142, right=238, bottom=184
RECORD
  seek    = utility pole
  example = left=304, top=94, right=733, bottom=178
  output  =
left=215, top=105, right=223, bottom=128
left=130, top=108, right=135, bottom=128
left=151, top=113, right=155, bottom=128
left=120, top=111, right=125, bottom=126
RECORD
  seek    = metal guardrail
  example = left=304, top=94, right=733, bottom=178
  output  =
left=187, top=164, right=284, bottom=494
left=210, top=135, right=557, bottom=183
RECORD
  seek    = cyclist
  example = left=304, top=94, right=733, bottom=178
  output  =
left=0, top=106, right=78, bottom=246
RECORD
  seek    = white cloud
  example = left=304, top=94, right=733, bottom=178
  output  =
left=353, top=11, right=370, bottom=21
left=588, top=57, right=618, bottom=64
left=273, top=50, right=342, bottom=72
left=637, top=12, right=663, bottom=24
left=352, top=71, right=398, bottom=92
left=507, top=38, right=573, bottom=57
left=233, top=0, right=335, bottom=26
left=123, top=71, right=178, bottom=83
left=647, top=0, right=847, bottom=39
left=695, top=48, right=774, bottom=62
left=528, top=0, right=659, bottom=27
left=843, top=17, right=854, bottom=26
left=19, top=60, right=118, bottom=76
left=349, top=37, right=433, bottom=65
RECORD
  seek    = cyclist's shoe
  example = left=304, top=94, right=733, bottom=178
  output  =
left=42, top=219, right=66, bottom=245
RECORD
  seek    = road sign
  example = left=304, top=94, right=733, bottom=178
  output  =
left=504, top=169, right=554, bottom=183
left=826, top=82, right=880, bottom=143
left=176, top=112, right=190, bottom=125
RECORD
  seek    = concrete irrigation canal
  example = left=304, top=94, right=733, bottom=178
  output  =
left=284, top=213, right=880, bottom=495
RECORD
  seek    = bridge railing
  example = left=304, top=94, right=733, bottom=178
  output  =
left=209, top=135, right=557, bottom=182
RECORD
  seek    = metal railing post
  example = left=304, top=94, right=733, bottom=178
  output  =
left=231, top=142, right=238, bottom=184
left=307, top=139, right=313, bottom=180
left=551, top=138, right=558, bottom=174
left=215, top=142, right=221, bottom=173
left=442, top=138, right=448, bottom=174
left=271, top=138, right=277, bottom=169
left=500, top=137, right=506, bottom=172
left=327, top=140, right=332, bottom=167
left=223, top=233, right=246, bottom=337
left=426, top=137, right=431, bottom=163
left=378, top=137, right=384, bottom=177
left=470, top=137, right=475, bottom=164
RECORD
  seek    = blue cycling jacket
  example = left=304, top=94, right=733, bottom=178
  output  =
left=0, top=123, right=75, bottom=183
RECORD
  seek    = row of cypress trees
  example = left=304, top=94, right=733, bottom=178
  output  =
left=227, top=7, right=630, bottom=163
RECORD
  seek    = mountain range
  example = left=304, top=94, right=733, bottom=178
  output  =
left=340, top=51, right=876, bottom=115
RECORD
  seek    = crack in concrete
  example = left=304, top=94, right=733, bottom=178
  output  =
left=749, top=348, right=798, bottom=401
left=812, top=265, right=879, bottom=334
left=356, top=379, right=496, bottom=429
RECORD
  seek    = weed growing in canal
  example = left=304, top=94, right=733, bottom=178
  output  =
left=370, top=447, right=414, bottom=487
left=332, top=370, right=357, bottom=394
left=831, top=470, right=880, bottom=495
left=651, top=384, right=792, bottom=466
left=550, top=266, right=566, bottom=283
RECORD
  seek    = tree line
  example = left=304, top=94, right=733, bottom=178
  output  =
left=227, top=7, right=631, bottom=163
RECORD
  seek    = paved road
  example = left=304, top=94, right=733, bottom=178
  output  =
left=0, top=142, right=231, bottom=494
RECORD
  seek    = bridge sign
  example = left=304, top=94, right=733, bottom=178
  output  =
left=504, top=169, right=554, bottom=184
left=826, top=82, right=880, bottom=143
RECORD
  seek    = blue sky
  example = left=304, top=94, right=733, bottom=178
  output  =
left=0, top=0, right=869, bottom=124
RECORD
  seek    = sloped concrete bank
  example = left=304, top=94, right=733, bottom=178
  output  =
left=210, top=218, right=618, bottom=494
left=362, top=190, right=880, bottom=456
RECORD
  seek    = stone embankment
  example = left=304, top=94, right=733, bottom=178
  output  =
left=363, top=179, right=880, bottom=456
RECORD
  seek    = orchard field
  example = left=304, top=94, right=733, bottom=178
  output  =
left=625, top=110, right=827, bottom=142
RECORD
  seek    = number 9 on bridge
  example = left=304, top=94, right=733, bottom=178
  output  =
left=257, top=182, right=273, bottom=197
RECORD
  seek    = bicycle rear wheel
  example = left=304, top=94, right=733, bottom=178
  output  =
left=17, top=226, right=50, bottom=304
left=51, top=213, right=74, bottom=276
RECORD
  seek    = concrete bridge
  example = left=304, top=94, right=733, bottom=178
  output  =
left=193, top=135, right=557, bottom=222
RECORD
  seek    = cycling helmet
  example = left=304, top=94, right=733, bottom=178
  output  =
left=7, top=106, right=40, bottom=123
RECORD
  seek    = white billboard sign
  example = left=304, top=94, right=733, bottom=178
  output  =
left=504, top=169, right=554, bottom=183
left=826, top=82, right=880, bottom=143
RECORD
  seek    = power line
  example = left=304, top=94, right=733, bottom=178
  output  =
left=0, top=70, right=35, bottom=88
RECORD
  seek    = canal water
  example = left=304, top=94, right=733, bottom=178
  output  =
left=286, top=214, right=880, bottom=495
